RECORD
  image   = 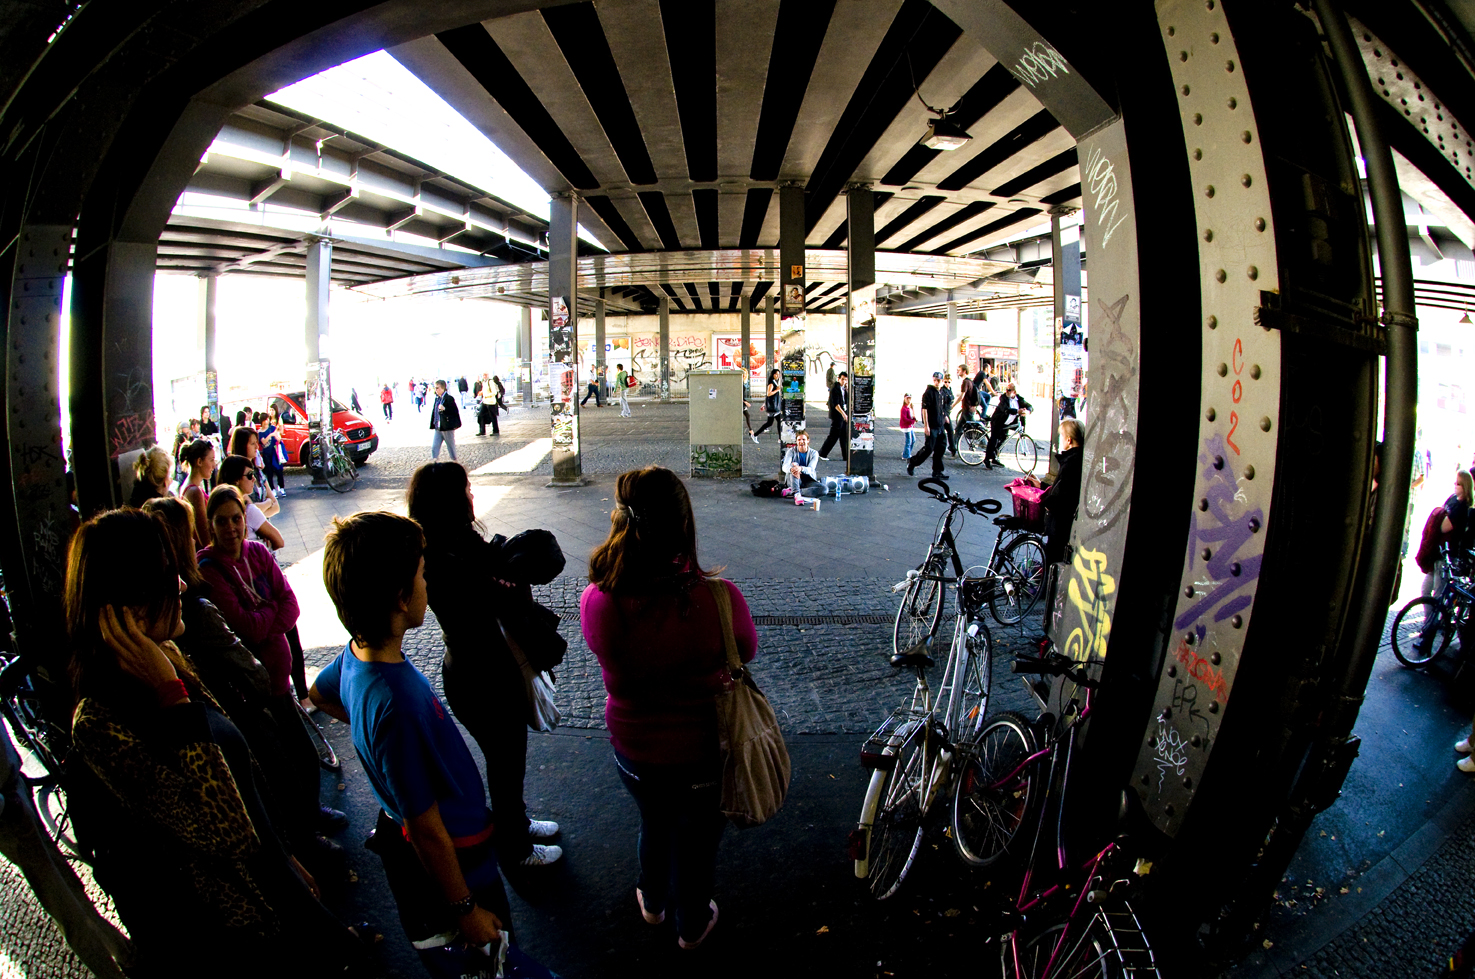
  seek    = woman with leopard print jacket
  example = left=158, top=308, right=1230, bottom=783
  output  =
left=65, top=509, right=369, bottom=978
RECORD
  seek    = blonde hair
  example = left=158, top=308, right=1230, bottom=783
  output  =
left=1458, top=469, right=1473, bottom=503
left=133, top=445, right=172, bottom=489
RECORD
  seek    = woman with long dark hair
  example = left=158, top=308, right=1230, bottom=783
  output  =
left=406, top=461, right=564, bottom=868
left=179, top=438, right=216, bottom=544
left=751, top=368, right=781, bottom=439
left=64, top=509, right=367, bottom=978
left=580, top=466, right=758, bottom=949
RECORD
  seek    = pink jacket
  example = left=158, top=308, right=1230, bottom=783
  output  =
left=900, top=404, right=916, bottom=429
left=197, top=540, right=300, bottom=697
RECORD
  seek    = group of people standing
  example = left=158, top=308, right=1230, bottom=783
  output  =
left=42, top=458, right=747, bottom=976
left=904, top=368, right=1032, bottom=479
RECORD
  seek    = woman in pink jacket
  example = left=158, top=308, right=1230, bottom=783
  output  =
left=580, top=466, right=757, bottom=950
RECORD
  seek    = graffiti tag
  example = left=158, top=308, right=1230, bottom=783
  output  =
left=1063, top=546, right=1115, bottom=663
left=1174, top=640, right=1228, bottom=704
left=1010, top=41, right=1072, bottom=89
left=1153, top=721, right=1189, bottom=791
left=1173, top=433, right=1263, bottom=630
left=1084, top=144, right=1130, bottom=249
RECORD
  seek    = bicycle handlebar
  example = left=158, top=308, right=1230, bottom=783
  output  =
left=1012, top=651, right=1101, bottom=688
left=915, top=478, right=1003, bottom=515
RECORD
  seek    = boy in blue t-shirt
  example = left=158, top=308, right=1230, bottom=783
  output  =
left=310, top=511, right=510, bottom=958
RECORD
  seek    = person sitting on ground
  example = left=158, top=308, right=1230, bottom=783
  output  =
left=581, top=466, right=758, bottom=950
left=781, top=430, right=822, bottom=509
left=64, top=509, right=369, bottom=978
left=407, top=462, right=565, bottom=869
left=310, top=511, right=514, bottom=974
left=218, top=454, right=284, bottom=550
left=128, top=445, right=173, bottom=507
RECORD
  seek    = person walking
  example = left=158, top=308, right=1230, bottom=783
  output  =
left=407, top=462, right=566, bottom=868
left=430, top=379, right=461, bottom=461
left=906, top=372, right=948, bottom=480
left=615, top=363, right=632, bottom=417
left=818, top=371, right=849, bottom=464
left=477, top=382, right=500, bottom=437
left=380, top=383, right=394, bottom=420
left=940, top=373, right=957, bottom=458
left=580, top=466, right=758, bottom=949
left=350, top=388, right=362, bottom=413
left=581, top=366, right=604, bottom=407
left=752, top=368, right=781, bottom=439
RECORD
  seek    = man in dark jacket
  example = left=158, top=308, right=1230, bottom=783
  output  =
left=818, top=371, right=850, bottom=463
left=985, top=382, right=1033, bottom=470
left=430, top=380, right=462, bottom=460
left=907, top=372, right=948, bottom=479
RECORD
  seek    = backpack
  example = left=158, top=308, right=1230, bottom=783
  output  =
left=750, top=479, right=784, bottom=498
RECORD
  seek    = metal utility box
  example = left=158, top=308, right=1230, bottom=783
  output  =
left=688, top=369, right=744, bottom=477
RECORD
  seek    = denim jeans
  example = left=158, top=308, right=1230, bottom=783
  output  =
left=614, top=752, right=724, bottom=943
left=903, top=429, right=916, bottom=458
left=431, top=427, right=457, bottom=460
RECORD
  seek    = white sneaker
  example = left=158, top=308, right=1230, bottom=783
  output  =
left=794, top=494, right=804, bottom=506
left=1459, top=738, right=1474, bottom=755
left=519, top=844, right=563, bottom=866
left=528, top=819, right=560, bottom=839
left=751, top=434, right=759, bottom=443
left=1460, top=756, right=1475, bottom=774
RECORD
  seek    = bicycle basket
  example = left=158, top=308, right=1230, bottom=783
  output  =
left=1006, top=478, right=1046, bottom=531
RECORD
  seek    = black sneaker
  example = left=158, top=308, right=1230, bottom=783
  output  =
left=318, top=805, right=350, bottom=834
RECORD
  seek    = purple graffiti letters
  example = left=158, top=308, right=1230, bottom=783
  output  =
left=1173, top=433, right=1264, bottom=630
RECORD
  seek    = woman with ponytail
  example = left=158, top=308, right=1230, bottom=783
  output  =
left=580, top=466, right=758, bottom=950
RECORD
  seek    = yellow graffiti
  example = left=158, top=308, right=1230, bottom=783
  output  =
left=1064, top=547, right=1115, bottom=663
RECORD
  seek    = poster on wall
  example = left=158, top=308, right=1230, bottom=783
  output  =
left=779, top=319, right=807, bottom=452
left=714, top=335, right=766, bottom=382
left=849, top=290, right=877, bottom=477
left=549, top=297, right=572, bottom=362
left=783, top=284, right=805, bottom=314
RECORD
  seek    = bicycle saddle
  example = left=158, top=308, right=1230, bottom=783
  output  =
left=890, top=640, right=935, bottom=669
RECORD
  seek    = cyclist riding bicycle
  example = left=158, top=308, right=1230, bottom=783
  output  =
left=984, top=382, right=1032, bottom=470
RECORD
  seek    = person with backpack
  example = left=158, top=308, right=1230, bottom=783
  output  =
left=615, top=363, right=632, bottom=417
left=407, top=462, right=565, bottom=869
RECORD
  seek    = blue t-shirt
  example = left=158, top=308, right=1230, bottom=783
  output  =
left=315, top=644, right=490, bottom=839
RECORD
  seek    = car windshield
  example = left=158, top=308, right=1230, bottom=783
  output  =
left=285, top=393, right=350, bottom=414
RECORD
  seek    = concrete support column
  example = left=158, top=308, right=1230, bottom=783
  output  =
left=739, top=295, right=751, bottom=397
left=305, top=238, right=331, bottom=485
left=200, top=274, right=219, bottom=435
left=764, top=295, right=775, bottom=378
left=945, top=300, right=959, bottom=376
left=517, top=306, right=533, bottom=405
left=1049, top=206, right=1081, bottom=466
left=779, top=183, right=806, bottom=317
left=659, top=294, right=671, bottom=402
left=548, top=192, right=584, bottom=484
left=595, top=289, right=606, bottom=403
left=846, top=184, right=876, bottom=479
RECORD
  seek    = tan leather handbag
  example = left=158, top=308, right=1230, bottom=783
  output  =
left=707, top=579, right=790, bottom=828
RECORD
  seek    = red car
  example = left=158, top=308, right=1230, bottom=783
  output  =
left=225, top=392, right=379, bottom=466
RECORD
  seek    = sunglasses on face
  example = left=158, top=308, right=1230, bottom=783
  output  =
left=244, top=472, right=256, bottom=481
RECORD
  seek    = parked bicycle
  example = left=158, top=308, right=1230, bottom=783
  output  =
left=1392, top=549, right=1474, bottom=667
left=296, top=698, right=340, bottom=772
left=850, top=536, right=998, bottom=899
left=312, top=427, right=357, bottom=493
left=893, top=480, right=1047, bottom=657
left=1, top=649, right=83, bottom=861
left=958, top=419, right=1038, bottom=474
left=953, top=647, right=1159, bottom=977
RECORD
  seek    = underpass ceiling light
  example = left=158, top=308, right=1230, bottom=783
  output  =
left=921, top=116, right=972, bottom=151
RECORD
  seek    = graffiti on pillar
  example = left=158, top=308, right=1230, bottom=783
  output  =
left=30, top=510, right=63, bottom=599
left=1081, top=294, right=1138, bottom=534
left=1009, top=41, right=1072, bottom=89
left=1151, top=721, right=1189, bottom=792
left=1173, top=433, right=1265, bottom=632
left=1083, top=145, right=1130, bottom=249
left=549, top=297, right=572, bottom=362
left=551, top=403, right=575, bottom=447
left=1062, top=545, right=1115, bottom=664
left=779, top=323, right=807, bottom=448
left=109, top=363, right=155, bottom=457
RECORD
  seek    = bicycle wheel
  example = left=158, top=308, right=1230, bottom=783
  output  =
left=860, top=729, right=927, bottom=900
left=297, top=699, right=341, bottom=772
left=1014, top=433, right=1039, bottom=475
left=893, top=556, right=946, bottom=656
left=951, top=710, right=1038, bottom=868
left=959, top=427, right=986, bottom=466
left=948, top=616, right=993, bottom=744
left=1002, top=900, right=1160, bottom=978
left=1392, top=597, right=1454, bottom=667
left=990, top=536, right=1047, bottom=626
left=31, top=777, right=86, bottom=863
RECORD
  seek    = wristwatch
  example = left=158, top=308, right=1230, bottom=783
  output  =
left=449, top=893, right=477, bottom=917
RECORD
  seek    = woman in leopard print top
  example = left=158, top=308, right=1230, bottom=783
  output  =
left=65, top=509, right=368, bottom=978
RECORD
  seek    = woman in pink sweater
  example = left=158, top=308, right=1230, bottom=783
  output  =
left=580, top=466, right=757, bottom=950
left=900, top=393, right=917, bottom=460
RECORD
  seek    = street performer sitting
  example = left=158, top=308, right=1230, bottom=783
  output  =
left=781, top=430, right=822, bottom=510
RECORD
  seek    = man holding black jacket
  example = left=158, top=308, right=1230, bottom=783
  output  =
left=819, top=371, right=850, bottom=464
left=907, top=372, right=948, bottom=480
left=430, top=380, right=461, bottom=461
